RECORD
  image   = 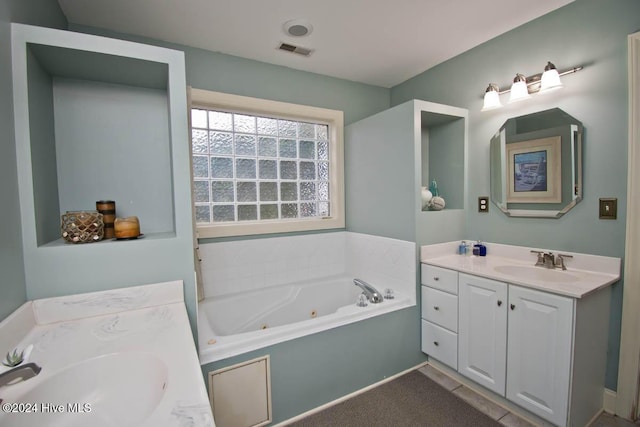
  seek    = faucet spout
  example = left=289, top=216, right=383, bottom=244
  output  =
left=543, top=252, right=556, bottom=269
left=0, top=363, right=41, bottom=387
left=353, top=279, right=384, bottom=304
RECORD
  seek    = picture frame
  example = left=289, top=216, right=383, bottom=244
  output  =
left=506, top=136, right=562, bottom=203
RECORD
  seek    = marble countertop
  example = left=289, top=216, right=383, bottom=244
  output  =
left=421, top=241, right=621, bottom=298
left=0, top=281, right=214, bottom=426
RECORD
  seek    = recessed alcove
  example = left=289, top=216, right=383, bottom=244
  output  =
left=421, top=111, right=465, bottom=210
left=25, top=42, right=174, bottom=246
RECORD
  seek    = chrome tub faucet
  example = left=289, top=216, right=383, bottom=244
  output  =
left=353, top=278, right=384, bottom=304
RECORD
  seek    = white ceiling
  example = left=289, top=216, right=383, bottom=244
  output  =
left=57, top=0, right=574, bottom=88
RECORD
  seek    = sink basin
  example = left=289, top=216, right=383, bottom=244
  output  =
left=0, top=352, right=168, bottom=427
left=493, top=265, right=580, bottom=283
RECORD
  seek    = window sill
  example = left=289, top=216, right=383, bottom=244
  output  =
left=196, top=216, right=345, bottom=238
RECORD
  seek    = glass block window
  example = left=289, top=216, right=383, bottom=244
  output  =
left=192, top=108, right=331, bottom=224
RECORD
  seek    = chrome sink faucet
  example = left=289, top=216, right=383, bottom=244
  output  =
left=0, top=363, right=41, bottom=387
left=353, top=278, right=384, bottom=304
left=531, top=250, right=573, bottom=270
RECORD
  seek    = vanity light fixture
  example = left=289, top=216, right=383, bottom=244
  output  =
left=481, top=61, right=583, bottom=111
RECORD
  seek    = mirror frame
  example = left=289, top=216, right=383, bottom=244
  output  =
left=490, top=108, right=583, bottom=218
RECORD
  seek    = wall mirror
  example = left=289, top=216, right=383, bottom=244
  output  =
left=490, top=108, right=583, bottom=218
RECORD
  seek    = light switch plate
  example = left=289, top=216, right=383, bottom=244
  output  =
left=478, top=196, right=489, bottom=213
left=599, top=198, right=617, bottom=220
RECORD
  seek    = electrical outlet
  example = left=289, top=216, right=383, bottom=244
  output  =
left=599, top=198, right=617, bottom=220
left=478, top=196, right=489, bottom=213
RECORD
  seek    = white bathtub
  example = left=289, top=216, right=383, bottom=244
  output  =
left=198, top=276, right=413, bottom=364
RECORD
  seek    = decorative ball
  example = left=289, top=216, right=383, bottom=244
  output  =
left=430, top=196, right=446, bottom=211
left=421, top=187, right=433, bottom=209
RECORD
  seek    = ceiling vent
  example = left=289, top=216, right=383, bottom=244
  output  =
left=278, top=42, right=313, bottom=57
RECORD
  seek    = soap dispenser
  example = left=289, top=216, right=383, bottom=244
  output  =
left=473, top=240, right=487, bottom=256
left=458, top=241, right=467, bottom=255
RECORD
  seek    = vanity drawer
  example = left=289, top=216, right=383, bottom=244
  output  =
left=421, top=319, right=458, bottom=370
left=421, top=264, right=458, bottom=295
left=422, top=286, right=458, bottom=332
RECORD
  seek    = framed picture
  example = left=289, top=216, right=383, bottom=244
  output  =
left=506, top=136, right=562, bottom=203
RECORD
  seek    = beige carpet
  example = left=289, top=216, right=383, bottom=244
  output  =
left=286, top=370, right=502, bottom=427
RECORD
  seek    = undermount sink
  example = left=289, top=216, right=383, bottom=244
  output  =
left=1, top=352, right=168, bottom=427
left=493, top=265, right=580, bottom=283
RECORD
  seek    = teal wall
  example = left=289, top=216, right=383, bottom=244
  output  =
left=345, top=102, right=416, bottom=241
left=52, top=79, right=174, bottom=232
left=391, top=0, right=640, bottom=390
left=0, top=1, right=66, bottom=321
left=428, top=119, right=465, bottom=209
left=26, top=47, right=60, bottom=246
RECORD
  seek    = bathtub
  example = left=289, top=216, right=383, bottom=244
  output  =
left=198, top=275, right=413, bottom=363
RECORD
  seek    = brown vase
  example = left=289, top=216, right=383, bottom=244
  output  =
left=96, top=200, right=116, bottom=239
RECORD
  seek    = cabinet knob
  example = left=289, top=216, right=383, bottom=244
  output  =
left=510, top=304, right=516, bottom=310
left=497, top=300, right=502, bottom=307
left=433, top=306, right=440, bottom=311
left=433, top=277, right=440, bottom=281
left=433, top=341, right=439, bottom=346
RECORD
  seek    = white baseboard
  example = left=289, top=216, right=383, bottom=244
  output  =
left=273, top=361, right=429, bottom=426
left=603, top=388, right=617, bottom=414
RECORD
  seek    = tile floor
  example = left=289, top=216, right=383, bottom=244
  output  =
left=418, top=364, right=640, bottom=427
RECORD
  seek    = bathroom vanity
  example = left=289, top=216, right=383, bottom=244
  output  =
left=420, top=242, right=620, bottom=427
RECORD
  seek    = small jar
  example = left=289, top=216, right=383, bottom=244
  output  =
left=114, top=216, right=140, bottom=239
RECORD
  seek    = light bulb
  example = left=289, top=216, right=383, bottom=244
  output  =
left=482, top=83, right=502, bottom=111
left=540, top=61, right=563, bottom=91
left=509, top=74, right=530, bottom=103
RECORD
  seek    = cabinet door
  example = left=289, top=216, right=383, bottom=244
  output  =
left=458, top=273, right=508, bottom=395
left=506, top=285, right=573, bottom=427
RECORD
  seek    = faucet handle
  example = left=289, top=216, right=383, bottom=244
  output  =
left=555, top=253, right=573, bottom=270
left=356, top=293, right=368, bottom=307
left=530, top=250, right=545, bottom=266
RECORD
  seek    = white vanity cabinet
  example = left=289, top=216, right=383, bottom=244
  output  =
left=458, top=274, right=573, bottom=425
left=458, top=273, right=507, bottom=396
left=421, top=262, right=612, bottom=427
left=421, top=264, right=458, bottom=370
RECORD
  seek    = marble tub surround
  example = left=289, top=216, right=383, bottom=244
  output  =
left=0, top=281, right=214, bottom=427
left=200, top=231, right=416, bottom=302
left=421, top=241, right=621, bottom=298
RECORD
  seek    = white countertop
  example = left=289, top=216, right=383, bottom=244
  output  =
left=0, top=281, right=214, bottom=427
left=421, top=241, right=621, bottom=298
